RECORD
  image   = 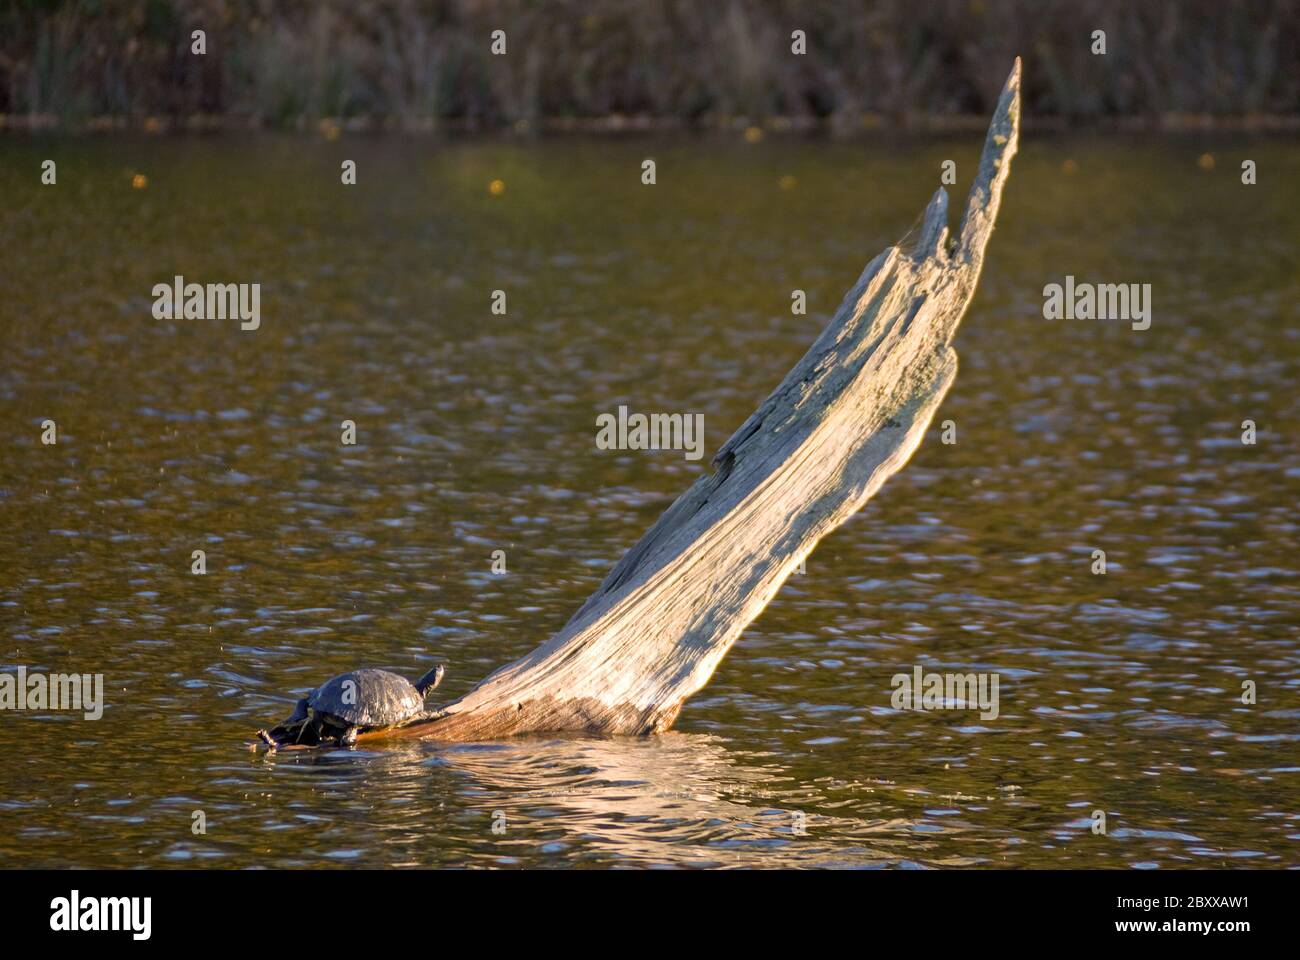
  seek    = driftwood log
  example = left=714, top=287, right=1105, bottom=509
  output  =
left=338, top=59, right=1020, bottom=746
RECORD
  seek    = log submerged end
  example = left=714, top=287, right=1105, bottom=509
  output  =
left=385, top=693, right=681, bottom=743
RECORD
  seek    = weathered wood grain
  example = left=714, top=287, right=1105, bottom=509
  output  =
left=376, top=59, right=1022, bottom=744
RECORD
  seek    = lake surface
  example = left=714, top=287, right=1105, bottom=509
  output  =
left=1, top=131, right=1297, bottom=868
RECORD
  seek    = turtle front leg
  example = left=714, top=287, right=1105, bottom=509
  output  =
left=297, top=708, right=322, bottom=745
left=418, top=708, right=449, bottom=723
left=340, top=726, right=358, bottom=747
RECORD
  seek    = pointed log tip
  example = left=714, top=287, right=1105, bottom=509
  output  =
left=950, top=58, right=1021, bottom=263
left=992, top=58, right=1022, bottom=130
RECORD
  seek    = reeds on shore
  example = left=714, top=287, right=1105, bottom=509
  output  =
left=2, top=0, right=1297, bottom=130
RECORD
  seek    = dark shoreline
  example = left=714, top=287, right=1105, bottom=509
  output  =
left=5, top=112, right=1300, bottom=138
left=5, top=1, right=1297, bottom=131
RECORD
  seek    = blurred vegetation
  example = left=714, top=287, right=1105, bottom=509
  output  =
left=1, top=0, right=1297, bottom=127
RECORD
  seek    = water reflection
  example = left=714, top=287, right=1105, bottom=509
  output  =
left=245, top=733, right=952, bottom=868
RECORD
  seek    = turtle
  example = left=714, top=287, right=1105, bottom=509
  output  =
left=260, top=664, right=447, bottom=749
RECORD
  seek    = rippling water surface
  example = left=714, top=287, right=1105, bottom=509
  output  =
left=1, top=133, right=1298, bottom=868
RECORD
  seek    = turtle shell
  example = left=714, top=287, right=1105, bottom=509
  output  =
left=307, top=668, right=423, bottom=727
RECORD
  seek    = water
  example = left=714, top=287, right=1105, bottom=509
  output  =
left=1, top=132, right=1298, bottom=868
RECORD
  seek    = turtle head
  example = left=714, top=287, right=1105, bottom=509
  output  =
left=415, top=663, right=446, bottom=697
